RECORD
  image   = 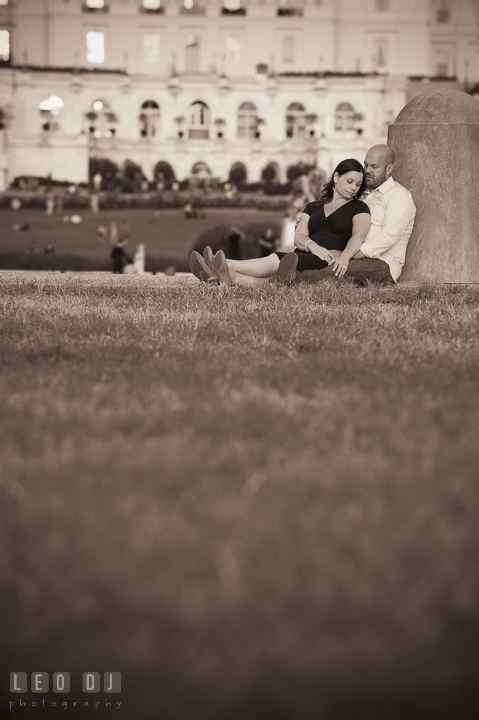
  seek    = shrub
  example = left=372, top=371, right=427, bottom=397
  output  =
left=0, top=190, right=290, bottom=212
left=191, top=221, right=282, bottom=260
left=261, top=162, right=279, bottom=184
left=286, top=162, right=316, bottom=183
left=89, top=158, right=119, bottom=179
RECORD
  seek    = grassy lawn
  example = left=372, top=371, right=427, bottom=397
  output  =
left=0, top=208, right=282, bottom=261
left=1, top=274, right=479, bottom=719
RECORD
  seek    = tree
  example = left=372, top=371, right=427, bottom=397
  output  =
left=89, top=157, right=119, bottom=178
left=286, top=161, right=316, bottom=183
left=261, top=162, right=278, bottom=184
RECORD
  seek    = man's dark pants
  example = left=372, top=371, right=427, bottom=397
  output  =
left=295, top=258, right=395, bottom=287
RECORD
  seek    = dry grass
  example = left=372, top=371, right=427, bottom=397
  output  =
left=1, top=274, right=479, bottom=719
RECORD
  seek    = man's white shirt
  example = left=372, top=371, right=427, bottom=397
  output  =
left=360, top=176, right=416, bottom=282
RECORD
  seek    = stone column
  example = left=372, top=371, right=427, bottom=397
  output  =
left=388, top=90, right=479, bottom=283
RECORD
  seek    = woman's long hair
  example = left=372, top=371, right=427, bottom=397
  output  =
left=317, top=158, right=366, bottom=204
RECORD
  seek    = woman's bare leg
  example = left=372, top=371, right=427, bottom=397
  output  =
left=229, top=271, right=270, bottom=287
left=227, top=254, right=280, bottom=278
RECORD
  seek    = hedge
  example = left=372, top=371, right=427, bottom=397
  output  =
left=0, top=252, right=190, bottom=274
left=0, top=191, right=290, bottom=212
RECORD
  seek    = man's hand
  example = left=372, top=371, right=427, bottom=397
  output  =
left=311, top=245, right=334, bottom=263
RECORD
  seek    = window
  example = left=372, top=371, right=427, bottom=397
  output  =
left=222, top=0, right=246, bottom=14
left=0, top=1, right=9, bottom=6
left=229, top=162, right=247, bottom=185
left=436, top=1, right=451, bottom=23
left=237, top=102, right=257, bottom=139
left=285, top=102, right=306, bottom=139
left=39, top=96, right=64, bottom=132
left=191, top=161, right=211, bottom=175
left=282, top=36, right=296, bottom=65
left=0, top=29, right=9, bottom=62
left=142, top=0, right=161, bottom=8
left=144, top=34, right=160, bottom=64
left=225, top=35, right=241, bottom=66
left=84, top=0, right=108, bottom=10
left=372, top=38, right=389, bottom=72
left=181, top=0, right=205, bottom=13
left=434, top=48, right=451, bottom=76
left=184, top=34, right=200, bottom=72
left=86, top=31, right=105, bottom=63
left=86, top=99, right=118, bottom=138
left=436, top=8, right=450, bottom=23
left=139, top=100, right=160, bottom=138
left=188, top=101, right=209, bottom=139
left=277, top=0, right=303, bottom=17
left=335, top=102, right=355, bottom=132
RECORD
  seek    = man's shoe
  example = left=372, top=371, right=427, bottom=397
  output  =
left=212, top=250, right=233, bottom=286
left=203, top=246, right=214, bottom=269
left=269, top=252, right=298, bottom=287
left=189, top=251, right=218, bottom=283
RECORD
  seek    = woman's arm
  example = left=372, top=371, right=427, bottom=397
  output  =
left=294, top=213, right=334, bottom=263
left=329, top=213, right=371, bottom=278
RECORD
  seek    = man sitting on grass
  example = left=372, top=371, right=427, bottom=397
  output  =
left=289, top=144, right=416, bottom=287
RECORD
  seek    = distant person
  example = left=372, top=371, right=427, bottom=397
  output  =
left=93, top=172, right=102, bottom=193
left=184, top=202, right=197, bottom=219
left=123, top=243, right=146, bottom=275
left=258, top=228, right=276, bottom=258
left=45, top=195, right=55, bottom=216
left=225, top=225, right=246, bottom=261
left=110, top=240, right=131, bottom=274
left=44, top=243, right=54, bottom=254
left=97, top=225, right=109, bottom=244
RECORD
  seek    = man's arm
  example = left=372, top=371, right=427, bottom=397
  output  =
left=359, top=188, right=415, bottom=259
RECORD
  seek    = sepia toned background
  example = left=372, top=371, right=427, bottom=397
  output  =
left=0, top=0, right=478, bottom=190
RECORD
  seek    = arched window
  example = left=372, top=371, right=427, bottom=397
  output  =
left=286, top=102, right=306, bottom=139
left=142, top=0, right=162, bottom=9
left=188, top=101, right=209, bottom=139
left=261, top=162, right=279, bottom=184
left=191, top=161, right=211, bottom=177
left=154, top=160, right=175, bottom=184
left=139, top=100, right=160, bottom=138
left=229, top=162, right=247, bottom=185
left=237, top=102, right=257, bottom=139
left=334, top=102, right=355, bottom=132
left=39, top=95, right=64, bottom=132
left=86, top=99, right=118, bottom=138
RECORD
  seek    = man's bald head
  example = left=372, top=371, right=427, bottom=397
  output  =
left=364, top=144, right=395, bottom=189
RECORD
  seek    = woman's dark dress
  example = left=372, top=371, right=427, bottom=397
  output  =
left=276, top=198, right=370, bottom=272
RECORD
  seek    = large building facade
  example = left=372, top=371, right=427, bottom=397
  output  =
left=0, top=0, right=478, bottom=190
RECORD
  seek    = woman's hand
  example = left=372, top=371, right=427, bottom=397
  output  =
left=329, top=254, right=349, bottom=278
left=310, top=244, right=334, bottom=263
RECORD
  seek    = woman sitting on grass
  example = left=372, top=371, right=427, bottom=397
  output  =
left=190, top=158, right=371, bottom=287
